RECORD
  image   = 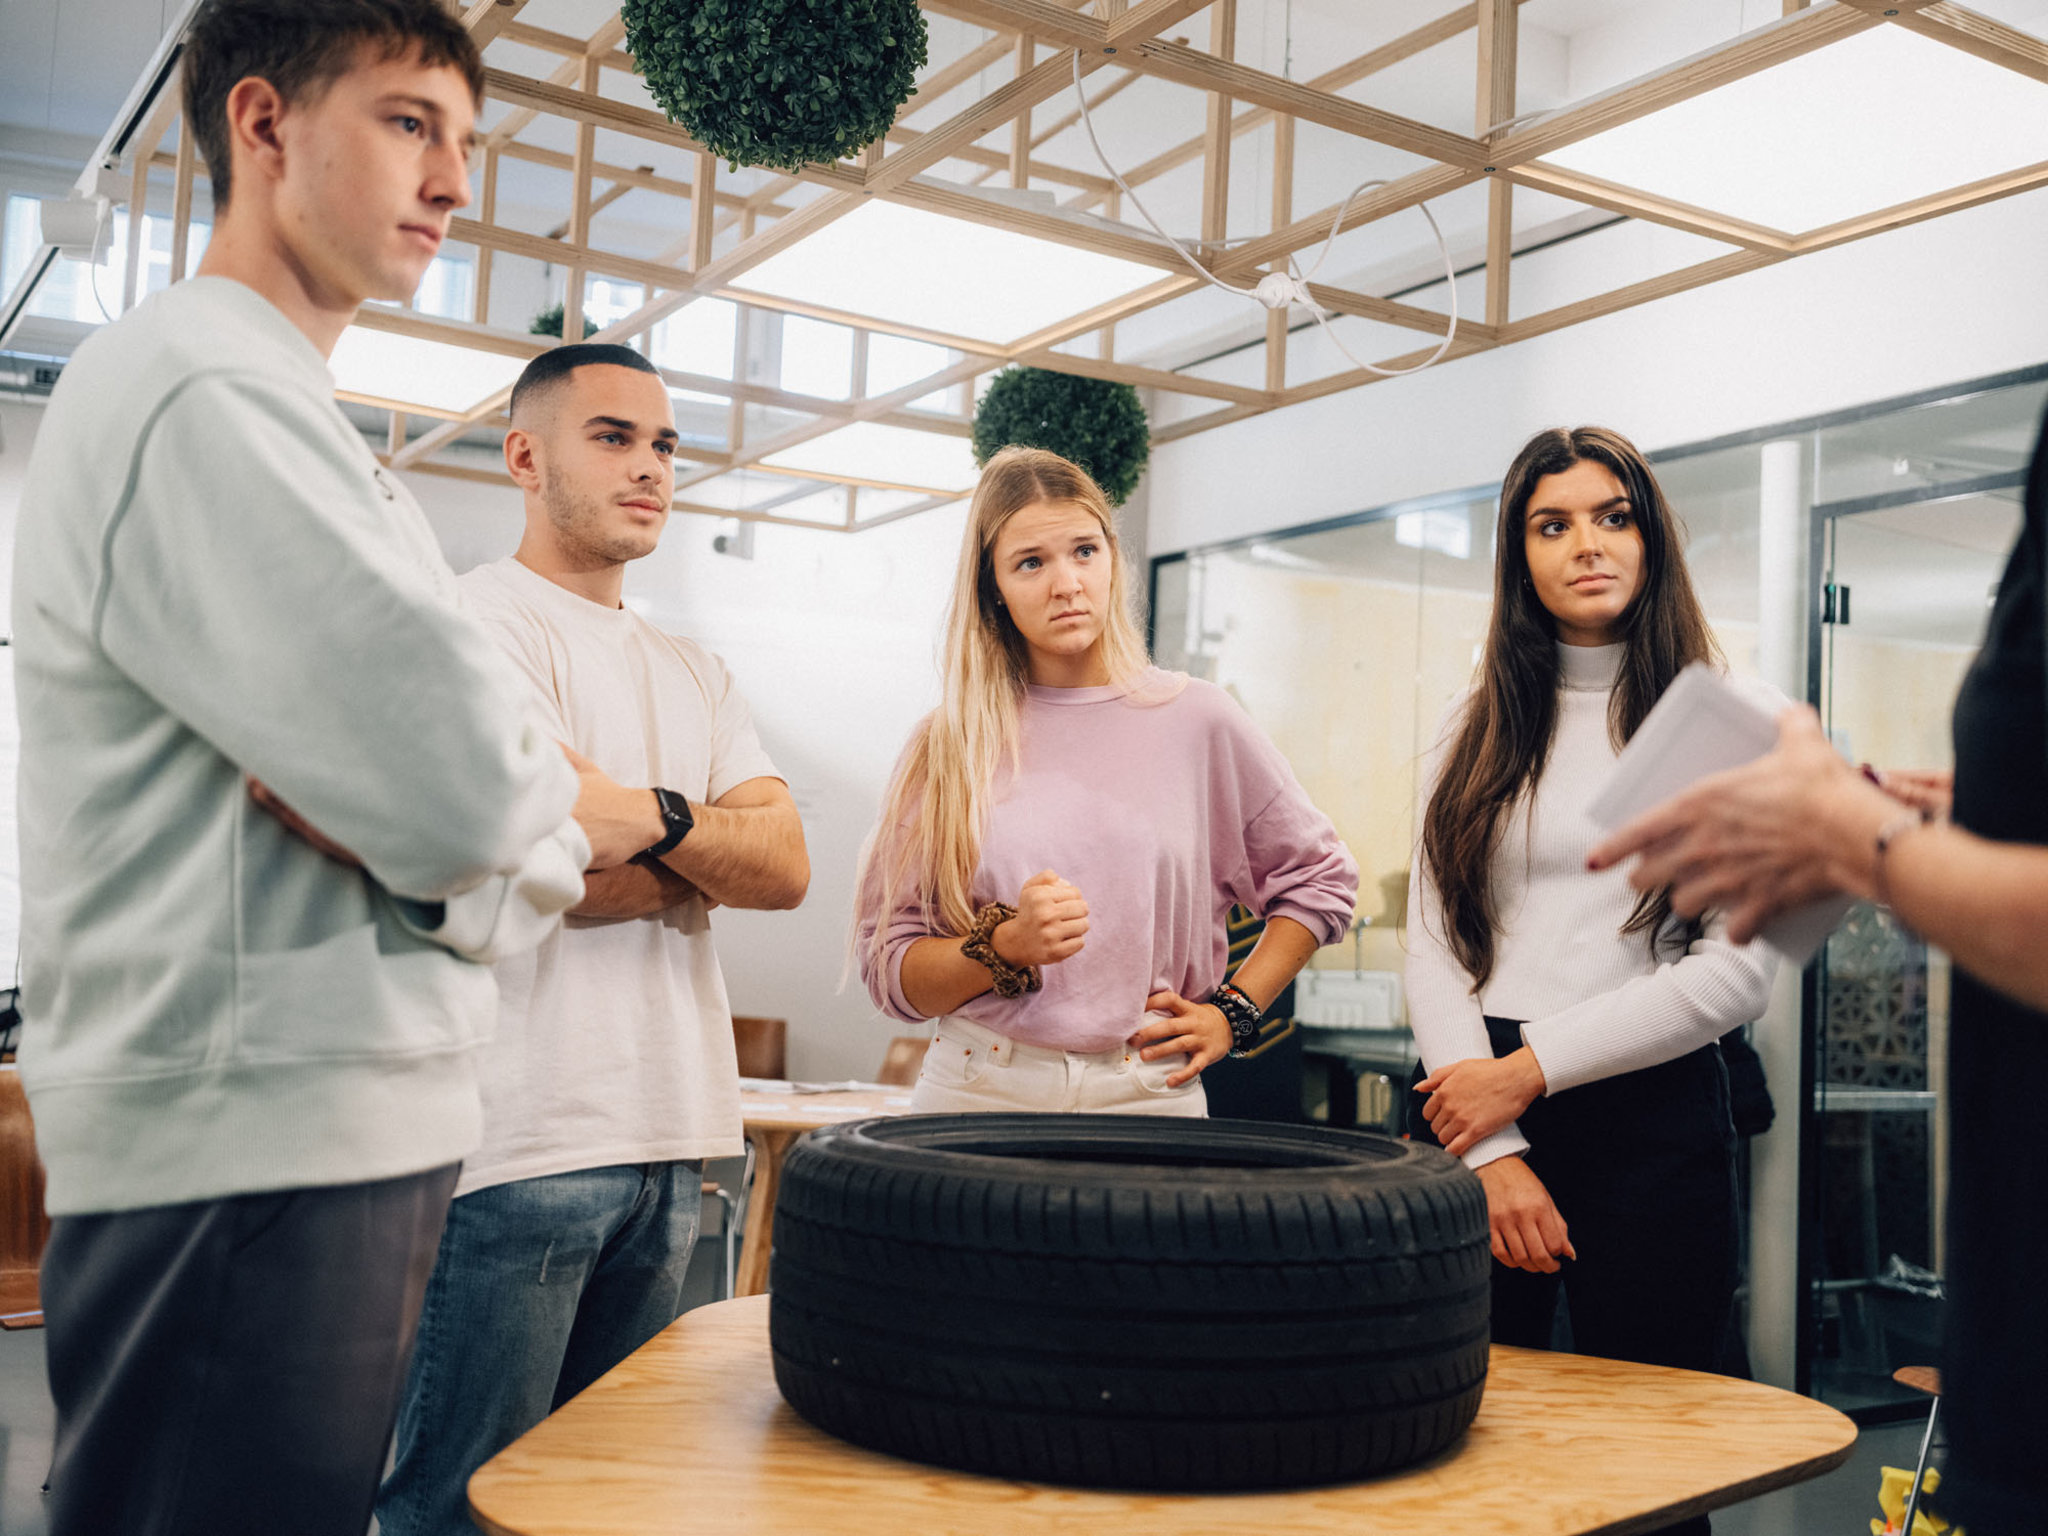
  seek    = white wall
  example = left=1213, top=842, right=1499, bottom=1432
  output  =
left=1148, top=184, right=2048, bottom=552
left=404, top=470, right=966, bottom=1083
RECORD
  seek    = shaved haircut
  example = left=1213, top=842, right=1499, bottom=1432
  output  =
left=509, top=344, right=664, bottom=427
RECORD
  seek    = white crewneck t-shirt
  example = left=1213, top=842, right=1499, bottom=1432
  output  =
left=1404, top=642, right=1781, bottom=1169
left=455, top=558, right=783, bottom=1197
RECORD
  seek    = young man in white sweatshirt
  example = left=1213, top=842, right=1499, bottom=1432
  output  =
left=376, top=344, right=809, bottom=1534
left=12, top=5, right=657, bottom=1532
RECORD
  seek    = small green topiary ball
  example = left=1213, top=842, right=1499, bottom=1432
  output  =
left=530, top=304, right=599, bottom=340
left=622, top=0, right=928, bottom=173
left=971, top=367, right=1152, bottom=506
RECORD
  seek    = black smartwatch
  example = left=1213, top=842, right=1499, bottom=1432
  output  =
left=1209, top=982, right=1264, bottom=1058
left=639, top=787, right=694, bottom=862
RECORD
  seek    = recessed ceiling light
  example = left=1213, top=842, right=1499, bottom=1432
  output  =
left=729, top=198, right=1168, bottom=347
left=1543, top=25, right=2048, bottom=234
left=762, top=420, right=981, bottom=493
left=330, top=326, right=528, bottom=415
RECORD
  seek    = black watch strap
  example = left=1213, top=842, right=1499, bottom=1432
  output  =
left=1210, top=982, right=1264, bottom=1058
left=642, top=786, right=694, bottom=861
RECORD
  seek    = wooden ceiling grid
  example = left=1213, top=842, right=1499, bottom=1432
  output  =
left=89, top=0, right=2048, bottom=527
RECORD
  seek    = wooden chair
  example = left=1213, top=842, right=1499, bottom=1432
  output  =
left=0, top=1065, right=49, bottom=1329
left=702, top=1015, right=787, bottom=1300
left=874, top=1036, right=929, bottom=1088
left=731, top=1016, right=787, bottom=1081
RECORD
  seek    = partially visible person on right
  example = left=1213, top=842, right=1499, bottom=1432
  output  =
left=1591, top=407, right=2048, bottom=1535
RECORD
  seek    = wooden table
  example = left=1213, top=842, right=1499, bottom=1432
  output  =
left=732, top=1084, right=915, bottom=1297
left=470, top=1295, right=1857, bottom=1536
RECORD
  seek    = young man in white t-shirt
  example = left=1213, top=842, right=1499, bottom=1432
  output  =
left=378, top=344, right=810, bottom=1535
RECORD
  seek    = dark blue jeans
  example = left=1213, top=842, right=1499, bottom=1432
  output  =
left=376, top=1160, right=703, bottom=1536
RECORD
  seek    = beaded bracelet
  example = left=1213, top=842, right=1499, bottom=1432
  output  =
left=960, top=901, right=1042, bottom=1000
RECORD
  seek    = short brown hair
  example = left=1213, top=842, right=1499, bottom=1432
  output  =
left=182, top=0, right=485, bottom=210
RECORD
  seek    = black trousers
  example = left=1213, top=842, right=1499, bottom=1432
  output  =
left=1412, top=1018, right=1740, bottom=1536
left=40, top=1161, right=460, bottom=1536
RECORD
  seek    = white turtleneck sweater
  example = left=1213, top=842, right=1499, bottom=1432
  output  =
left=1404, top=642, right=1782, bottom=1170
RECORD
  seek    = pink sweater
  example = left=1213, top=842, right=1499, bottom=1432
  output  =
left=862, top=672, right=1358, bottom=1053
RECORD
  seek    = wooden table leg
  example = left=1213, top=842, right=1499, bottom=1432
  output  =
left=734, top=1128, right=799, bottom=1298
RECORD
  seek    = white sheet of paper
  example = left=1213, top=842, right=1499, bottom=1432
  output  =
left=1586, top=662, right=1852, bottom=965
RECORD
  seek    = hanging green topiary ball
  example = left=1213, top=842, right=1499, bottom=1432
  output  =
left=531, top=303, right=598, bottom=340
left=621, top=0, right=929, bottom=173
left=972, top=367, right=1151, bottom=506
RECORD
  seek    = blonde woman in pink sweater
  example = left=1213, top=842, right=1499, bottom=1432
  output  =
left=855, top=448, right=1357, bottom=1115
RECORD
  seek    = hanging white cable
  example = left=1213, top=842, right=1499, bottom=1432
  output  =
left=1069, top=51, right=1459, bottom=378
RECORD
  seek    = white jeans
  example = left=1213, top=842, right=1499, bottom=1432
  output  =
left=908, top=1014, right=1208, bottom=1117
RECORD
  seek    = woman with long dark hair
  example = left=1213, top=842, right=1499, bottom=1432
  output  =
left=1404, top=427, right=1779, bottom=1535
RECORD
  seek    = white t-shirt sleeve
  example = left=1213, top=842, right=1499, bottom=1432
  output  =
left=1403, top=697, right=1529, bottom=1170
left=699, top=650, right=783, bottom=801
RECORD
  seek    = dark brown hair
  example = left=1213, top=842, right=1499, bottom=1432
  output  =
left=182, top=0, right=484, bottom=210
left=1420, top=426, right=1721, bottom=990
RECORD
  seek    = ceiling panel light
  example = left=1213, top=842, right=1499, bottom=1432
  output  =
left=730, top=199, right=1168, bottom=347
left=762, top=421, right=980, bottom=493
left=330, top=326, right=528, bottom=415
left=1544, top=26, right=2048, bottom=234
left=765, top=421, right=987, bottom=493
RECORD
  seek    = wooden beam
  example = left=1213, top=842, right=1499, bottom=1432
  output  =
left=1217, top=163, right=1479, bottom=276
left=122, top=86, right=182, bottom=311
left=885, top=122, right=1115, bottom=194
left=865, top=46, right=1112, bottom=195
left=461, top=0, right=531, bottom=49
left=1476, top=0, right=1518, bottom=331
left=1503, top=162, right=1795, bottom=251
left=691, top=151, right=716, bottom=271
left=496, top=20, right=635, bottom=72
left=919, top=0, right=1104, bottom=50
left=479, top=16, right=628, bottom=159
left=473, top=147, right=497, bottom=325
left=1080, top=2, right=1526, bottom=211
left=560, top=55, right=598, bottom=344
left=1878, top=1, right=2048, bottom=86
left=1499, top=248, right=1780, bottom=345
left=1012, top=347, right=1272, bottom=404
left=1791, top=156, right=2048, bottom=251
left=1266, top=111, right=1292, bottom=394
left=1303, top=281, right=1496, bottom=343
left=1200, top=0, right=1235, bottom=249
left=1107, top=0, right=1218, bottom=47
left=451, top=218, right=692, bottom=294
left=1486, top=4, right=1878, bottom=166
left=1010, top=34, right=1035, bottom=189
left=168, top=117, right=196, bottom=284
left=886, top=177, right=1179, bottom=269
left=1277, top=327, right=1497, bottom=406
left=347, top=303, right=547, bottom=360
left=1125, top=38, right=1489, bottom=169
left=1152, top=400, right=1272, bottom=445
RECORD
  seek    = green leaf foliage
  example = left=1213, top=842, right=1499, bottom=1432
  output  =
left=622, top=0, right=928, bottom=173
left=971, top=367, right=1151, bottom=506
left=531, top=303, right=599, bottom=339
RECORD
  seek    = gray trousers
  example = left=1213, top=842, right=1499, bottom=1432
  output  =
left=40, top=1161, right=459, bottom=1536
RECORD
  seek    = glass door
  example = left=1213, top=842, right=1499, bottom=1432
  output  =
left=1808, top=484, right=2021, bottom=1417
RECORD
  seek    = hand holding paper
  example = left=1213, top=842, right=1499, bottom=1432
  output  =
left=1585, top=665, right=1860, bottom=962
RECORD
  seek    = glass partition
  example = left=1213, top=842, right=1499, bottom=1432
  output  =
left=1152, top=363, right=2048, bottom=1414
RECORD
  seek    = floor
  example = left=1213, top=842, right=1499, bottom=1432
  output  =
left=0, top=1306, right=1939, bottom=1536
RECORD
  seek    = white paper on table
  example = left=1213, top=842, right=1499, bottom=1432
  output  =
left=1585, top=662, right=1852, bottom=966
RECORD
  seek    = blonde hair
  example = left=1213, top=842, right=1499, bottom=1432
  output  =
left=856, top=447, right=1170, bottom=962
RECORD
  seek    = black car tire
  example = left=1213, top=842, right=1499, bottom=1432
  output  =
left=768, top=1113, right=1490, bottom=1491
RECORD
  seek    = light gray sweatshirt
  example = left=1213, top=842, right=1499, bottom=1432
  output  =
left=13, top=277, right=588, bottom=1216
